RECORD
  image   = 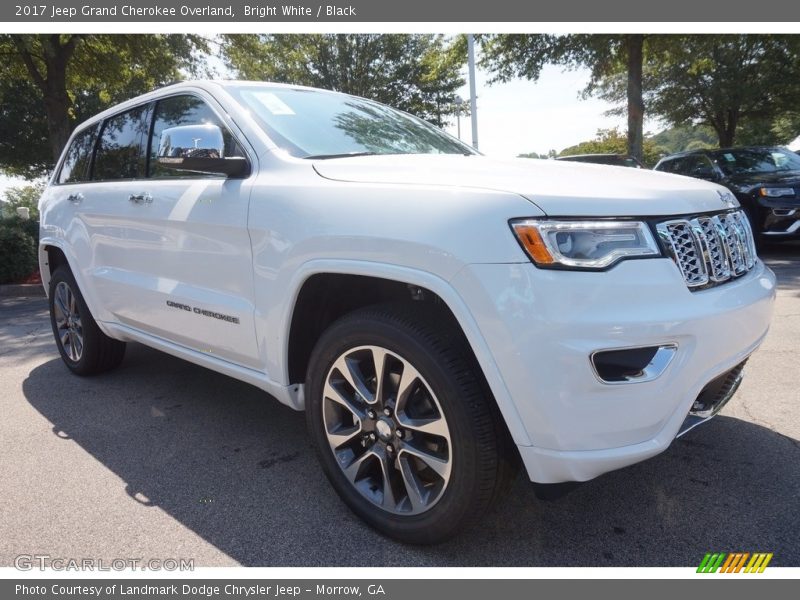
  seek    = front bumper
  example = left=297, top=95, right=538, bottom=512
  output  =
left=761, top=209, right=800, bottom=237
left=450, top=257, right=776, bottom=483
left=755, top=197, right=800, bottom=237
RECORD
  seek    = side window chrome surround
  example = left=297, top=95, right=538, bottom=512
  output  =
left=52, top=88, right=255, bottom=186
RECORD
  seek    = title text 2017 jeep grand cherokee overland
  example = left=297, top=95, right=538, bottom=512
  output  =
left=39, top=81, right=776, bottom=544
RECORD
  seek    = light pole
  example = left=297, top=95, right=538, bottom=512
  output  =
left=467, top=34, right=479, bottom=151
left=454, top=95, right=463, bottom=140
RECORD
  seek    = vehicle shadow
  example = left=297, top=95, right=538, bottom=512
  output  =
left=22, top=345, right=800, bottom=566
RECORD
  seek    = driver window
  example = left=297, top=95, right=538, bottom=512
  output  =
left=149, top=95, right=244, bottom=178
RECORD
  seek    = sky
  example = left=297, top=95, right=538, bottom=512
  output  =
left=0, top=61, right=647, bottom=197
left=444, top=63, right=639, bottom=157
left=0, top=174, right=28, bottom=197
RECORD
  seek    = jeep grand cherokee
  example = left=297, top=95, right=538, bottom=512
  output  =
left=39, top=81, right=776, bottom=543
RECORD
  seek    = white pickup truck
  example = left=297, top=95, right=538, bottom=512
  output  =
left=38, top=80, right=776, bottom=543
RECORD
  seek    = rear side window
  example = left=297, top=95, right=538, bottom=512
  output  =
left=58, top=125, right=98, bottom=184
left=149, top=95, right=244, bottom=178
left=93, top=105, right=150, bottom=180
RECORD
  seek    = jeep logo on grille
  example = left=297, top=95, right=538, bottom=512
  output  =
left=716, top=189, right=737, bottom=207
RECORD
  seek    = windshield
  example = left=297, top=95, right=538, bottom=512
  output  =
left=708, top=148, right=800, bottom=176
left=227, top=85, right=475, bottom=159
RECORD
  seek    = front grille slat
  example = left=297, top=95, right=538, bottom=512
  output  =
left=657, top=220, right=709, bottom=287
left=697, top=216, right=731, bottom=282
left=735, top=211, right=757, bottom=270
left=657, top=209, right=757, bottom=290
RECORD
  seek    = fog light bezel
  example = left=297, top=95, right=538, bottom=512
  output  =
left=590, top=343, right=678, bottom=385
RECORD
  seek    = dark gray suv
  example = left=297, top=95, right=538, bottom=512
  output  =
left=655, top=147, right=800, bottom=242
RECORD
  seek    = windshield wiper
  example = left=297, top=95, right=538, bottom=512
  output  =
left=304, top=151, right=377, bottom=160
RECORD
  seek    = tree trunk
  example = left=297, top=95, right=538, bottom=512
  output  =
left=721, top=109, right=738, bottom=148
left=712, top=111, right=737, bottom=148
left=43, top=68, right=72, bottom=162
left=626, top=34, right=645, bottom=163
left=718, top=129, right=736, bottom=148
left=13, top=35, right=79, bottom=164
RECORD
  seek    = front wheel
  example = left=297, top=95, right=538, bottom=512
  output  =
left=306, top=304, right=517, bottom=544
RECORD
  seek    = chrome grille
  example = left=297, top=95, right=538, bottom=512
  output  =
left=657, top=210, right=757, bottom=290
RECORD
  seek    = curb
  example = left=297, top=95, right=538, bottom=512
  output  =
left=0, top=284, right=46, bottom=298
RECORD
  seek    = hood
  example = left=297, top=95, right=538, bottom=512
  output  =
left=314, top=155, right=736, bottom=217
left=724, top=170, right=800, bottom=190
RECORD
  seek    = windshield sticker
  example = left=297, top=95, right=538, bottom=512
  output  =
left=723, top=153, right=735, bottom=161
left=249, top=91, right=295, bottom=116
left=772, top=152, right=788, bottom=166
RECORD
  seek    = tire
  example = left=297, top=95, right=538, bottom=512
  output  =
left=306, top=303, right=518, bottom=544
left=48, top=265, right=126, bottom=375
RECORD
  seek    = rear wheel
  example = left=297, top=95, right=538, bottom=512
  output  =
left=306, top=303, right=517, bottom=544
left=49, top=265, right=126, bottom=375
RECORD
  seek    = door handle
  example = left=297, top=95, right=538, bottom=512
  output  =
left=128, top=193, right=153, bottom=205
left=66, top=193, right=84, bottom=204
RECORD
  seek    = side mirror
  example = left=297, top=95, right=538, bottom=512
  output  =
left=156, top=124, right=248, bottom=177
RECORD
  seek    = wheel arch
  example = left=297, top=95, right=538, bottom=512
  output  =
left=39, top=240, right=72, bottom=297
left=280, top=260, right=531, bottom=446
left=39, top=239, right=118, bottom=340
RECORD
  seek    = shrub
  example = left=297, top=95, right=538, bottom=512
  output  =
left=0, top=225, right=37, bottom=284
left=0, top=216, right=39, bottom=246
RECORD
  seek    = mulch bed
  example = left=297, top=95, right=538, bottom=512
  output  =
left=18, top=270, right=42, bottom=284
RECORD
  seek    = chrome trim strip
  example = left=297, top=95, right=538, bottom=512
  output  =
left=762, top=220, right=800, bottom=235
left=772, top=208, right=797, bottom=217
left=676, top=369, right=744, bottom=437
left=690, top=368, right=744, bottom=419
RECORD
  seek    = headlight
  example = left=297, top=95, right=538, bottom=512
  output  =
left=759, top=187, right=795, bottom=198
left=511, top=219, right=660, bottom=269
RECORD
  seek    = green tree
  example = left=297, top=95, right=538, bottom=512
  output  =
left=517, top=149, right=557, bottom=159
left=0, top=78, right=51, bottom=178
left=636, top=35, right=800, bottom=147
left=558, top=128, right=667, bottom=167
left=222, top=34, right=465, bottom=126
left=770, top=112, right=800, bottom=146
left=1, top=183, right=44, bottom=220
left=0, top=34, right=206, bottom=178
left=478, top=34, right=650, bottom=162
left=648, top=124, right=718, bottom=154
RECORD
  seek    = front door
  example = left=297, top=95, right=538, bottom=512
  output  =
left=85, top=93, right=260, bottom=369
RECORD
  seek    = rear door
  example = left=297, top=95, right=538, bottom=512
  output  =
left=65, top=104, right=152, bottom=324
left=45, top=123, right=104, bottom=314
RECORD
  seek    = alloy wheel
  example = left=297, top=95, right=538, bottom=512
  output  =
left=322, top=345, right=452, bottom=515
left=53, top=281, right=84, bottom=362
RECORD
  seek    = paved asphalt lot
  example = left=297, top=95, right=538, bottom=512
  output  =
left=1, top=244, right=798, bottom=568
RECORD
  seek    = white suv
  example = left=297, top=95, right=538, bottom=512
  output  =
left=39, top=81, right=776, bottom=543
